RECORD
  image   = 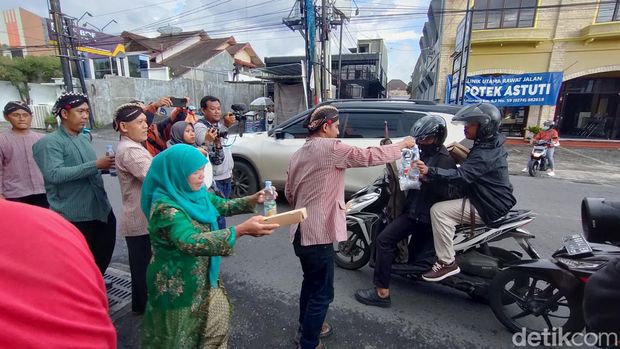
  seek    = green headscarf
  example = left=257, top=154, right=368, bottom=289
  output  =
left=141, top=144, right=225, bottom=288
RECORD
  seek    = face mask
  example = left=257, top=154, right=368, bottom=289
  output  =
left=418, top=143, right=439, bottom=155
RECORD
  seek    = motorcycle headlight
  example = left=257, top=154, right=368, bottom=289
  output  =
left=555, top=257, right=606, bottom=270
left=345, top=192, right=380, bottom=214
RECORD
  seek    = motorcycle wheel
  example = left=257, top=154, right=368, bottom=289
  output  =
left=528, top=159, right=539, bottom=177
left=334, top=225, right=371, bottom=270
left=489, top=269, right=584, bottom=334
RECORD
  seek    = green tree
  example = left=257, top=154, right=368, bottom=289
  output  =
left=0, top=56, right=62, bottom=103
left=406, top=81, right=413, bottom=95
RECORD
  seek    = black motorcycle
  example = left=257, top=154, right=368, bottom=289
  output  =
left=489, top=197, right=620, bottom=335
left=335, top=163, right=541, bottom=302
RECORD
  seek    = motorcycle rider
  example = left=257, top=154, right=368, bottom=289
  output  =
left=355, top=115, right=460, bottom=307
left=521, top=120, right=560, bottom=176
left=415, top=102, right=516, bottom=282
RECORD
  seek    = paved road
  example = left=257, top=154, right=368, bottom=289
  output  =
left=89, top=138, right=620, bottom=349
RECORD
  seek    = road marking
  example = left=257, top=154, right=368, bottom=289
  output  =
left=559, top=147, right=610, bottom=165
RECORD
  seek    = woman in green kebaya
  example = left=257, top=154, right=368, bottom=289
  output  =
left=140, top=144, right=278, bottom=348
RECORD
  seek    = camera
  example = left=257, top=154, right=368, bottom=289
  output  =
left=230, top=103, right=247, bottom=122
left=216, top=128, right=229, bottom=139
left=230, top=103, right=248, bottom=137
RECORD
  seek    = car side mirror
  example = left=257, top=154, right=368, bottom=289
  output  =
left=274, top=129, right=285, bottom=139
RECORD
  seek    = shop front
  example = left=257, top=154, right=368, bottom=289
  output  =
left=556, top=73, right=620, bottom=140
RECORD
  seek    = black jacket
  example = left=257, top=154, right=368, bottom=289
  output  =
left=426, top=134, right=516, bottom=224
left=404, top=146, right=460, bottom=224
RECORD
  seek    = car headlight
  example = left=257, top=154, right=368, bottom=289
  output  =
left=555, top=257, right=606, bottom=270
left=345, top=193, right=380, bottom=213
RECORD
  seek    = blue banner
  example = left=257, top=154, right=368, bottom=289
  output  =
left=464, top=72, right=563, bottom=106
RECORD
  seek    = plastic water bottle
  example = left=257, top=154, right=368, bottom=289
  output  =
left=263, top=180, right=277, bottom=217
left=106, top=144, right=117, bottom=177
left=398, top=145, right=421, bottom=190
left=409, top=145, right=420, bottom=182
left=400, top=148, right=414, bottom=177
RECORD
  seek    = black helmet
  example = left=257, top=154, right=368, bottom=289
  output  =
left=452, top=102, right=501, bottom=140
left=410, top=115, right=447, bottom=146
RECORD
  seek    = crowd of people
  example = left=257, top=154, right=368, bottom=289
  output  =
left=0, top=92, right=617, bottom=349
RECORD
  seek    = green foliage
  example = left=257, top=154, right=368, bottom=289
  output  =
left=0, top=56, right=62, bottom=103
left=44, top=115, right=57, bottom=124
left=527, top=125, right=542, bottom=135
left=406, top=81, right=413, bottom=95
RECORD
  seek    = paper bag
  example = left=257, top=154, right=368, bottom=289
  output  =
left=262, top=208, right=307, bottom=226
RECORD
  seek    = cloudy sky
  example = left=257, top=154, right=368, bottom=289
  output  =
left=5, top=0, right=430, bottom=83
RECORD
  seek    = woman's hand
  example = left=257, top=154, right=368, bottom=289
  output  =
left=197, top=147, right=208, bottom=156
left=248, top=187, right=277, bottom=205
left=235, top=216, right=279, bottom=238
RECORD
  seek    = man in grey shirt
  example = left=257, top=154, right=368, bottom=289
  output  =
left=195, top=95, right=236, bottom=229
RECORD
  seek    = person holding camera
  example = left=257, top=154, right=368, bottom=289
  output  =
left=195, top=96, right=236, bottom=229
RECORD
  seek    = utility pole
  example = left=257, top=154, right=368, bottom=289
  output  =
left=460, top=0, right=474, bottom=105
left=49, top=0, right=73, bottom=91
left=337, top=14, right=344, bottom=99
left=65, top=17, right=95, bottom=128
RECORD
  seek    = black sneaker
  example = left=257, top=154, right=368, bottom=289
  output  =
left=354, top=288, right=391, bottom=308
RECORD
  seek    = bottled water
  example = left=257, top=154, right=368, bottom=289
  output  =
left=263, top=180, right=277, bottom=217
left=409, top=146, right=420, bottom=182
left=398, top=145, right=420, bottom=190
left=106, top=144, right=117, bottom=177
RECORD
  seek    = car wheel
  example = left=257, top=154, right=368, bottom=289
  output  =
left=232, top=161, right=258, bottom=198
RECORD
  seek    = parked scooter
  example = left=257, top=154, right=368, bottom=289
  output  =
left=335, top=164, right=541, bottom=302
left=527, top=140, right=552, bottom=177
left=488, top=197, right=620, bottom=335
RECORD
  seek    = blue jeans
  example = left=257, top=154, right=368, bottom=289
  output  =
left=293, top=230, right=334, bottom=349
left=215, top=178, right=232, bottom=229
left=546, top=146, right=555, bottom=170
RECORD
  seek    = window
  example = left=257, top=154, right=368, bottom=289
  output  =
left=127, top=55, right=149, bottom=78
left=472, top=0, right=536, bottom=30
left=281, top=116, right=308, bottom=139
left=597, top=0, right=620, bottom=22
left=340, top=112, right=426, bottom=138
left=358, top=44, right=369, bottom=53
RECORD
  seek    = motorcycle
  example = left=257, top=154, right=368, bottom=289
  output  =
left=527, top=140, right=552, bottom=177
left=334, top=163, right=541, bottom=302
left=488, top=197, right=620, bottom=335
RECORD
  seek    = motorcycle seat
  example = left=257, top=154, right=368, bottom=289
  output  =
left=487, top=209, right=532, bottom=228
left=454, top=210, right=532, bottom=232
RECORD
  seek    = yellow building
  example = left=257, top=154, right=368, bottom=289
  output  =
left=411, top=0, right=620, bottom=140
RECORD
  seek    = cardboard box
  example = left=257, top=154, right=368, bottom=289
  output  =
left=447, top=142, right=470, bottom=164
left=262, top=208, right=307, bottom=226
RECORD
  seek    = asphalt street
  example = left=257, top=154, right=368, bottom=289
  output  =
left=87, top=138, right=620, bottom=349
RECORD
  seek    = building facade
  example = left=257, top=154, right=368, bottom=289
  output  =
left=412, top=0, right=620, bottom=140
left=1, top=7, right=55, bottom=57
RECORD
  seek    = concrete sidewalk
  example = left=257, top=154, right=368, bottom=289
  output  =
left=506, top=144, right=620, bottom=186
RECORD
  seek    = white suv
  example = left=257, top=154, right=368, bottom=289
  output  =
left=229, top=100, right=465, bottom=197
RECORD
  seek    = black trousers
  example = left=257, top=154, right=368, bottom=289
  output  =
left=72, top=211, right=117, bottom=275
left=7, top=193, right=49, bottom=208
left=373, top=215, right=433, bottom=289
left=125, top=235, right=152, bottom=313
left=293, top=230, right=334, bottom=349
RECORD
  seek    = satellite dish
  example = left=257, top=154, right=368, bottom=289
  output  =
left=157, top=25, right=182, bottom=36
